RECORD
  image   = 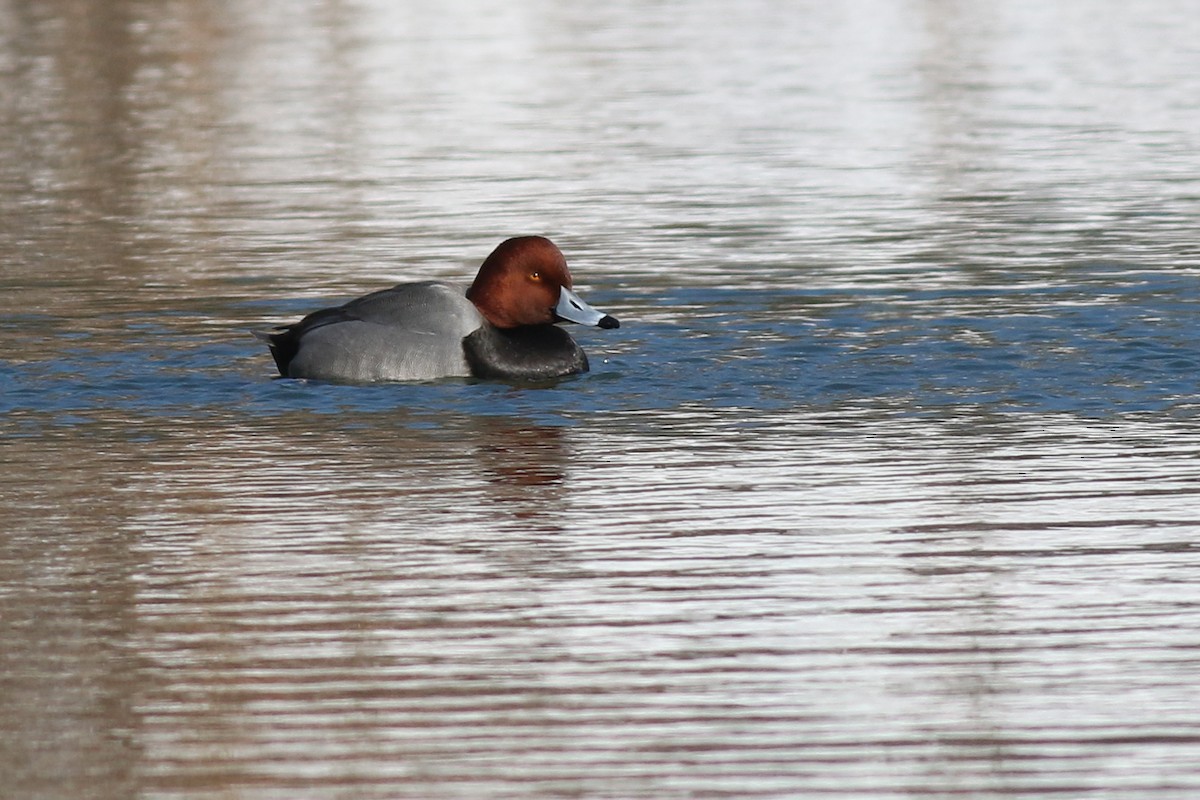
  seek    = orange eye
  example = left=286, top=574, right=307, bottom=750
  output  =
left=529, top=271, right=541, bottom=282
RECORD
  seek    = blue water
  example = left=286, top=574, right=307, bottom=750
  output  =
left=5, top=261, right=1198, bottom=425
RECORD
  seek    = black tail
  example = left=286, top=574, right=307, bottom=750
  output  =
left=255, top=305, right=356, bottom=377
left=253, top=328, right=299, bottom=376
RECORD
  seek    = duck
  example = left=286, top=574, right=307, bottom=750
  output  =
left=258, top=236, right=619, bottom=383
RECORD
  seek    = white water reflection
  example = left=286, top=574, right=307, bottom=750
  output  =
left=5, top=405, right=1200, bottom=796
left=60, top=411, right=1186, bottom=797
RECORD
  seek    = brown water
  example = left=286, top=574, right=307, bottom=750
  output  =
left=4, top=1, right=1200, bottom=798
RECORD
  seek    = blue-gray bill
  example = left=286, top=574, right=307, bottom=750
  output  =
left=555, top=286, right=619, bottom=329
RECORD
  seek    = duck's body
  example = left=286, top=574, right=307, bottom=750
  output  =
left=264, top=281, right=484, bottom=382
left=258, top=237, right=618, bottom=384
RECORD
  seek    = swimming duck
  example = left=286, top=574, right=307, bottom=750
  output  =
left=258, top=236, right=619, bottom=383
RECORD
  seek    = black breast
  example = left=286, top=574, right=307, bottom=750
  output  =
left=462, top=324, right=589, bottom=381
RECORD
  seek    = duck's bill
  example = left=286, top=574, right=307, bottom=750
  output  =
left=555, top=286, right=620, bottom=329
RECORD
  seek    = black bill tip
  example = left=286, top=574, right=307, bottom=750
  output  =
left=598, top=315, right=620, bottom=330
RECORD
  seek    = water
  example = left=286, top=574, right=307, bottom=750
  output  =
left=3, top=1, right=1200, bottom=797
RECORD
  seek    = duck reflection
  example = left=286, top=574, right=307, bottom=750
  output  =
left=473, top=419, right=571, bottom=513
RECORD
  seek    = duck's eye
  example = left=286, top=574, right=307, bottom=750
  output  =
left=529, top=271, right=541, bottom=282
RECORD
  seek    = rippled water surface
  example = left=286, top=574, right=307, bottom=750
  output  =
left=4, top=1, right=1200, bottom=798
